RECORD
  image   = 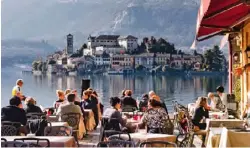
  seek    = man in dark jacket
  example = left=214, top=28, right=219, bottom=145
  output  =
left=1, top=96, right=27, bottom=125
left=25, top=97, right=43, bottom=114
left=121, top=90, right=138, bottom=110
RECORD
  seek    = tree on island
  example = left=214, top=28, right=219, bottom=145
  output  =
left=203, top=45, right=225, bottom=71
left=146, top=36, right=176, bottom=54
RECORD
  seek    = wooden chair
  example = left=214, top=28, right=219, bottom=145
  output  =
left=61, top=113, right=81, bottom=147
left=26, top=113, right=46, bottom=120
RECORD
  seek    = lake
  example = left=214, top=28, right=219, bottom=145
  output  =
left=1, top=67, right=228, bottom=111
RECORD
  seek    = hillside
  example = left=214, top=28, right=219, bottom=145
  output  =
left=2, top=0, right=219, bottom=49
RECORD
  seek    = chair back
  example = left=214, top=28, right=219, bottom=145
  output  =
left=97, top=140, right=135, bottom=147
left=1, top=141, right=29, bottom=147
left=100, top=117, right=121, bottom=141
left=176, top=132, right=195, bottom=147
left=14, top=138, right=50, bottom=147
left=105, top=131, right=131, bottom=141
left=1, top=121, right=21, bottom=136
left=61, top=113, right=80, bottom=130
left=27, top=113, right=46, bottom=120
left=44, top=126, right=72, bottom=136
left=139, top=141, right=177, bottom=147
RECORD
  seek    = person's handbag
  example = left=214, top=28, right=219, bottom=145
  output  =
left=160, top=114, right=174, bottom=134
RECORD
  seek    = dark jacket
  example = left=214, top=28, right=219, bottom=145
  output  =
left=192, top=106, right=209, bottom=126
left=139, top=99, right=148, bottom=112
left=122, top=96, right=138, bottom=109
left=1, top=105, right=27, bottom=125
left=25, top=104, right=42, bottom=114
left=81, top=97, right=99, bottom=127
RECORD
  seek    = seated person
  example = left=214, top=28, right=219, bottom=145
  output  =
left=1, top=96, right=27, bottom=126
left=25, top=97, right=42, bottom=114
left=53, top=90, right=65, bottom=110
left=56, top=93, right=83, bottom=121
left=139, top=94, right=149, bottom=112
left=103, top=97, right=127, bottom=131
left=138, top=95, right=170, bottom=133
left=148, top=90, right=156, bottom=99
left=216, top=86, right=228, bottom=108
left=208, top=92, right=226, bottom=112
left=148, top=90, right=168, bottom=113
left=192, top=97, right=209, bottom=130
left=121, top=90, right=138, bottom=110
left=65, top=89, right=71, bottom=97
left=72, top=89, right=81, bottom=103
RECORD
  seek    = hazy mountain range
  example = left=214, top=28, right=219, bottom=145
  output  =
left=2, top=0, right=224, bottom=66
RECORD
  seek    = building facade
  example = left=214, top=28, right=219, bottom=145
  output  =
left=95, top=46, right=125, bottom=55
left=111, top=54, right=134, bottom=69
left=134, top=53, right=154, bottom=69
left=94, top=54, right=111, bottom=66
left=118, top=35, right=138, bottom=52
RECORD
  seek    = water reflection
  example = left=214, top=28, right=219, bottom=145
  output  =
left=2, top=72, right=228, bottom=109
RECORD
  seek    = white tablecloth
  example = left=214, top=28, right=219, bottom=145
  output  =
left=206, top=128, right=223, bottom=148
left=219, top=128, right=250, bottom=147
left=209, top=111, right=228, bottom=119
left=119, top=132, right=176, bottom=146
left=51, top=122, right=68, bottom=127
left=206, top=119, right=243, bottom=130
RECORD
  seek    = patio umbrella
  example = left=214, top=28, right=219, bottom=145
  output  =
left=194, top=0, right=250, bottom=42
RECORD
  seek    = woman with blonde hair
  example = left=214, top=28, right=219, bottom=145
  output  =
left=54, top=90, right=65, bottom=109
left=65, top=89, right=71, bottom=96
left=25, top=97, right=42, bottom=114
left=192, top=97, right=209, bottom=130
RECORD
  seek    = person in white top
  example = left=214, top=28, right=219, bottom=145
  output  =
left=208, top=92, right=226, bottom=112
left=216, top=86, right=228, bottom=108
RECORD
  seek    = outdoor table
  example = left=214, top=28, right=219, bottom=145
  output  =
left=51, top=122, right=69, bottom=127
left=209, top=111, right=228, bottom=119
left=2, top=136, right=76, bottom=147
left=118, top=130, right=176, bottom=146
left=206, top=128, right=223, bottom=148
left=49, top=118, right=86, bottom=139
left=206, top=119, right=243, bottom=130
left=84, top=109, right=96, bottom=131
left=219, top=127, right=250, bottom=147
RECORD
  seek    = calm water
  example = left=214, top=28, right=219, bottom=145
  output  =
left=1, top=67, right=228, bottom=111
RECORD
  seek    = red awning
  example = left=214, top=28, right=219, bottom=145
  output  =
left=195, top=0, right=250, bottom=41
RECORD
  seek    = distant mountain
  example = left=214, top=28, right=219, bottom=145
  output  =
left=1, top=40, right=57, bottom=67
left=2, top=0, right=219, bottom=50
